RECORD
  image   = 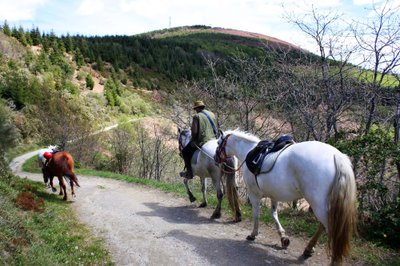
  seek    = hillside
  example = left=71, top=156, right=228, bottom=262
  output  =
left=66, top=25, right=315, bottom=91
left=147, top=26, right=303, bottom=50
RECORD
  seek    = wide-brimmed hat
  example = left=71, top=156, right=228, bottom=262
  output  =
left=193, top=100, right=205, bottom=109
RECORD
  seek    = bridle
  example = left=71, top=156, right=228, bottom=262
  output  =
left=215, top=133, right=246, bottom=173
left=215, top=134, right=231, bottom=164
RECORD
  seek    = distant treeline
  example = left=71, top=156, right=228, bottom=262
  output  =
left=1, top=21, right=317, bottom=84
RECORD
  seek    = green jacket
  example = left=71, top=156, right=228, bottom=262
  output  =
left=192, top=110, right=218, bottom=147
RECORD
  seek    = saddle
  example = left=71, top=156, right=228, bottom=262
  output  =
left=245, top=134, right=295, bottom=176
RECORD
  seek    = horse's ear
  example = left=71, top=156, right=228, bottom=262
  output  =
left=218, top=129, right=223, bottom=138
left=177, top=127, right=181, bottom=133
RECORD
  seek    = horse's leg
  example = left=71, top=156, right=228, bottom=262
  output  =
left=199, top=177, right=207, bottom=208
left=271, top=199, right=290, bottom=248
left=183, top=178, right=196, bottom=203
left=303, top=223, right=324, bottom=259
left=49, top=176, right=57, bottom=192
left=210, top=175, right=223, bottom=219
left=70, top=180, right=76, bottom=198
left=246, top=193, right=261, bottom=241
left=58, top=176, right=67, bottom=201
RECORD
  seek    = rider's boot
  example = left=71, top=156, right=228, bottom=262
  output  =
left=180, top=169, right=193, bottom=179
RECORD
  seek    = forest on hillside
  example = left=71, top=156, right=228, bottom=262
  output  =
left=0, top=1, right=399, bottom=253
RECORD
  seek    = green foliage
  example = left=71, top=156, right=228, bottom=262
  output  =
left=86, top=73, right=94, bottom=89
left=0, top=61, right=45, bottom=109
left=2, top=20, right=11, bottom=36
left=65, top=80, right=79, bottom=94
left=74, top=48, right=85, bottom=68
left=332, top=126, right=400, bottom=248
left=29, top=27, right=41, bottom=46
left=118, top=92, right=151, bottom=115
left=0, top=100, right=20, bottom=156
left=10, top=26, right=28, bottom=46
left=368, top=196, right=400, bottom=248
left=104, top=78, right=121, bottom=106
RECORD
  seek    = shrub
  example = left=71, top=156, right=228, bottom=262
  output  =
left=86, top=74, right=94, bottom=89
left=332, top=126, right=400, bottom=248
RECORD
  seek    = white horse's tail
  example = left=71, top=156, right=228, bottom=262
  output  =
left=224, top=158, right=242, bottom=222
left=328, top=154, right=357, bottom=265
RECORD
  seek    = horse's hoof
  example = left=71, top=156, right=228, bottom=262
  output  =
left=234, top=217, right=242, bottom=223
left=210, top=212, right=221, bottom=219
left=302, top=247, right=314, bottom=259
left=189, top=196, right=196, bottom=203
left=281, top=237, right=290, bottom=248
left=52, top=187, right=57, bottom=192
left=246, top=235, right=256, bottom=241
left=198, top=202, right=207, bottom=208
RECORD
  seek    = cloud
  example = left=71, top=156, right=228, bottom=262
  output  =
left=0, top=0, right=47, bottom=21
left=76, top=0, right=105, bottom=16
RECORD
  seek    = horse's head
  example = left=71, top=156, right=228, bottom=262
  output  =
left=178, top=128, right=191, bottom=153
left=215, top=130, right=231, bottom=164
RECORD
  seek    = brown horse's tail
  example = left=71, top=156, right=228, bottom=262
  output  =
left=328, top=154, right=357, bottom=265
left=61, top=153, right=80, bottom=187
left=224, top=158, right=241, bottom=222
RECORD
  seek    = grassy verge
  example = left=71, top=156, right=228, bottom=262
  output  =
left=0, top=172, right=112, bottom=265
left=21, top=155, right=400, bottom=265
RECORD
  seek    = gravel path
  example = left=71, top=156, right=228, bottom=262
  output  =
left=10, top=151, right=331, bottom=266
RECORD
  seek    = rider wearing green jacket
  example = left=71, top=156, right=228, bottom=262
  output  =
left=180, top=100, right=218, bottom=179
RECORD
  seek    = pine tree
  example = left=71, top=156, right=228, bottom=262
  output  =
left=2, top=20, right=11, bottom=36
left=30, top=27, right=41, bottom=45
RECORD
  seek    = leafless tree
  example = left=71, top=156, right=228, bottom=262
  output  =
left=284, top=5, right=357, bottom=140
left=109, top=121, right=135, bottom=174
left=351, top=0, right=400, bottom=133
left=132, top=122, right=178, bottom=181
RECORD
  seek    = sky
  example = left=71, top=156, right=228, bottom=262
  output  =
left=0, top=0, right=398, bottom=55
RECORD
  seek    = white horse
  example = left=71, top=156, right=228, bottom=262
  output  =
left=178, top=128, right=241, bottom=221
left=215, top=129, right=357, bottom=265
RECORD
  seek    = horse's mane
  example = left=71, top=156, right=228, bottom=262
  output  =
left=224, top=129, right=260, bottom=143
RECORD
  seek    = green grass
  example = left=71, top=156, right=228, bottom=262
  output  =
left=0, top=173, right=112, bottom=265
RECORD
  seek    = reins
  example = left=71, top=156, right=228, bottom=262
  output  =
left=193, top=143, right=244, bottom=174
left=221, top=159, right=245, bottom=174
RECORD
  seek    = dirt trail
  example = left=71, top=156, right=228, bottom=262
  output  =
left=11, top=151, right=331, bottom=266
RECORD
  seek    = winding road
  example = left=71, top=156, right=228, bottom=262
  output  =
left=10, top=150, right=330, bottom=266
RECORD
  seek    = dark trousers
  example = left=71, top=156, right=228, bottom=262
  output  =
left=181, top=143, right=197, bottom=174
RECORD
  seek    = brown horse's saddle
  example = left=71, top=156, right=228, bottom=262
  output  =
left=245, top=135, right=295, bottom=176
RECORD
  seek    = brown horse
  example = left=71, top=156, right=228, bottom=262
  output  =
left=43, top=151, right=80, bottom=201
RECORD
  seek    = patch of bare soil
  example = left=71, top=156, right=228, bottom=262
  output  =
left=11, top=151, right=348, bottom=266
left=212, top=27, right=302, bottom=50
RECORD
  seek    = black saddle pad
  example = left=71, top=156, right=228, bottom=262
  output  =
left=245, top=134, right=295, bottom=175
